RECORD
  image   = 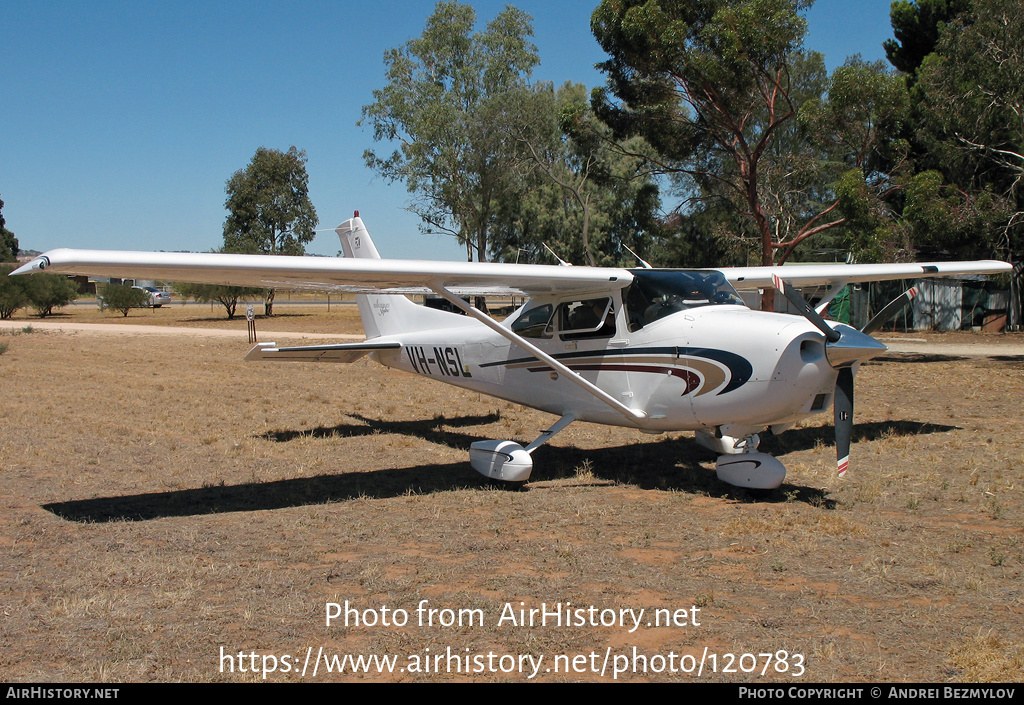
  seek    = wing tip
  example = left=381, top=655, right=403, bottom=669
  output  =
left=9, top=255, right=50, bottom=276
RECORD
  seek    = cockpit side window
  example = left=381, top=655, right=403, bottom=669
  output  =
left=511, top=303, right=554, bottom=339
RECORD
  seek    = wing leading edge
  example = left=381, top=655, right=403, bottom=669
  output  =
left=11, top=248, right=633, bottom=298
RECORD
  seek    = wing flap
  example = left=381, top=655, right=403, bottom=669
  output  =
left=245, top=341, right=401, bottom=363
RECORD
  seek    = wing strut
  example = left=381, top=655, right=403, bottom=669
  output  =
left=524, top=413, right=578, bottom=453
left=429, top=285, right=646, bottom=426
left=813, top=279, right=849, bottom=315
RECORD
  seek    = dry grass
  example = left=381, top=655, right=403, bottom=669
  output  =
left=3, top=296, right=367, bottom=334
left=1, top=308, right=1022, bottom=682
left=948, top=631, right=1024, bottom=682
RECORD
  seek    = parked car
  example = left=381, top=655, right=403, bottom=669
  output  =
left=133, top=285, right=171, bottom=308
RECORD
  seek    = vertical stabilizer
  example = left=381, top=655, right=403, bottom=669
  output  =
left=336, top=213, right=382, bottom=260
left=335, top=214, right=472, bottom=339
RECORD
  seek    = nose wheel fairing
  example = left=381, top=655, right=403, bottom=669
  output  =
left=715, top=452, right=788, bottom=489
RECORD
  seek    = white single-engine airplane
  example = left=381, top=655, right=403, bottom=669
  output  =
left=11, top=214, right=1012, bottom=489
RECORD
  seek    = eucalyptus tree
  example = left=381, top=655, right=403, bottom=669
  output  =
left=360, top=1, right=538, bottom=262
left=911, top=0, right=1024, bottom=261
left=884, top=0, right=971, bottom=77
left=494, top=81, right=660, bottom=267
left=590, top=0, right=837, bottom=308
left=798, top=57, right=913, bottom=262
left=590, top=0, right=924, bottom=311
left=1, top=196, right=18, bottom=262
left=223, top=146, right=318, bottom=315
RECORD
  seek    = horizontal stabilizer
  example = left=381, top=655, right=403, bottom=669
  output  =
left=245, top=341, right=401, bottom=363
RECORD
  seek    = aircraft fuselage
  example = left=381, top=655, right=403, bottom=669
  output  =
left=372, top=301, right=838, bottom=440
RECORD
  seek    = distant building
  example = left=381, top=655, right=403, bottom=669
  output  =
left=743, top=271, right=1014, bottom=332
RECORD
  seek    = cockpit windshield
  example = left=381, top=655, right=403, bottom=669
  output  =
left=624, top=269, right=746, bottom=331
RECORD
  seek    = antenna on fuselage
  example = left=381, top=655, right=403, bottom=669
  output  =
left=622, top=244, right=652, bottom=269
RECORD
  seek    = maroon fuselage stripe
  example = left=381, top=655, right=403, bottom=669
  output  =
left=527, top=363, right=700, bottom=395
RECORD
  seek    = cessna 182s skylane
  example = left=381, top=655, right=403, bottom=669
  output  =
left=11, top=214, right=1012, bottom=489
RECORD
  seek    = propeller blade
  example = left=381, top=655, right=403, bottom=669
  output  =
left=771, top=274, right=841, bottom=343
left=835, top=367, right=854, bottom=476
left=861, top=286, right=919, bottom=336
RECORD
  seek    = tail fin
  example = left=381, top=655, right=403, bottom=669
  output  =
left=336, top=213, right=382, bottom=260
left=335, top=214, right=471, bottom=339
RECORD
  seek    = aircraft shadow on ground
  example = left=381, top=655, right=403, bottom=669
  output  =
left=989, top=354, right=1024, bottom=364
left=42, top=460, right=481, bottom=523
left=873, top=353, right=1024, bottom=365
left=761, top=419, right=959, bottom=456
left=43, top=415, right=956, bottom=523
left=258, top=412, right=503, bottom=449
left=871, top=353, right=968, bottom=364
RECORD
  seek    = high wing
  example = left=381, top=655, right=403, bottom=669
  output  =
left=10, top=249, right=633, bottom=297
left=719, top=261, right=1012, bottom=291
left=11, top=246, right=1011, bottom=296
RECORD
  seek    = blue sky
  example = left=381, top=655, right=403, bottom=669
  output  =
left=1, top=0, right=897, bottom=260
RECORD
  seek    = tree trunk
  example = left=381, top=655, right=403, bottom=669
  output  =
left=581, top=194, right=595, bottom=267
left=746, top=166, right=776, bottom=312
left=760, top=237, right=776, bottom=313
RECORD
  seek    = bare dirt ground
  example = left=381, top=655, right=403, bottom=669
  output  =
left=1, top=303, right=1023, bottom=682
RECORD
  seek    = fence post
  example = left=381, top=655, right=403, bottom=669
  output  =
left=246, top=304, right=257, bottom=343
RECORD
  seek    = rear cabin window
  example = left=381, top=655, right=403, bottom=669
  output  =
left=511, top=297, right=616, bottom=340
left=557, top=297, right=614, bottom=340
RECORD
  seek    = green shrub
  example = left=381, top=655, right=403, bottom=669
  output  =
left=101, top=283, right=149, bottom=316
left=23, top=274, right=80, bottom=317
left=0, top=265, right=27, bottom=319
left=173, top=282, right=261, bottom=319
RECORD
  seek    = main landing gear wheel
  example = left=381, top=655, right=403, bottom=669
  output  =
left=469, top=440, right=533, bottom=482
left=468, top=414, right=578, bottom=484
